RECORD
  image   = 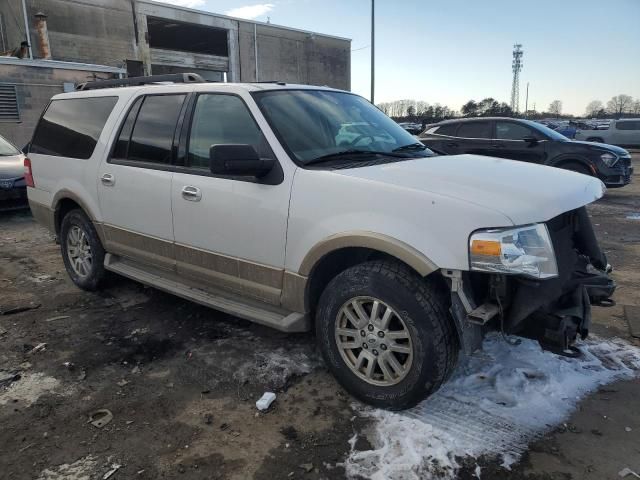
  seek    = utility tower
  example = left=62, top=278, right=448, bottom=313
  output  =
left=510, top=44, right=523, bottom=113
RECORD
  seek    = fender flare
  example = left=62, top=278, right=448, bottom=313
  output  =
left=298, top=231, right=439, bottom=277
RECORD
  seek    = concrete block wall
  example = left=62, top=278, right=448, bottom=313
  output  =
left=237, top=21, right=350, bottom=90
left=1, top=0, right=135, bottom=67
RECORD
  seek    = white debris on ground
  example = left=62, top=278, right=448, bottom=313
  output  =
left=0, top=372, right=66, bottom=406
left=36, top=455, right=98, bottom=480
left=345, top=334, right=640, bottom=480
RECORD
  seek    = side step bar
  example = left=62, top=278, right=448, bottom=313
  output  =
left=104, top=254, right=309, bottom=333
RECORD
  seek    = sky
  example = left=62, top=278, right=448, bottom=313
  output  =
left=155, top=0, right=640, bottom=116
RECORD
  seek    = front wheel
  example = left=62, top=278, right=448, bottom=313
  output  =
left=60, top=209, right=107, bottom=291
left=315, top=260, right=459, bottom=410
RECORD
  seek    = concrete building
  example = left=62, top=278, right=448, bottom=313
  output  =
left=0, top=0, right=351, bottom=146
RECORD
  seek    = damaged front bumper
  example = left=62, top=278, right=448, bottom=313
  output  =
left=445, top=206, right=616, bottom=356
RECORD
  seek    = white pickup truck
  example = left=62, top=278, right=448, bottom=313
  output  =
left=575, top=118, right=640, bottom=147
left=25, top=74, right=615, bottom=409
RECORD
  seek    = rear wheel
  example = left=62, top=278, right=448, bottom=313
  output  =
left=586, top=137, right=604, bottom=143
left=562, top=162, right=592, bottom=176
left=60, top=209, right=107, bottom=291
left=315, top=260, right=458, bottom=410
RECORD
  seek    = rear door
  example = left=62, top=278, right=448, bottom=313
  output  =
left=422, top=122, right=460, bottom=154
left=493, top=120, right=547, bottom=163
left=97, top=92, right=188, bottom=270
left=454, top=120, right=494, bottom=156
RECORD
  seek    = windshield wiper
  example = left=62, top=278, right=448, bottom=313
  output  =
left=392, top=143, right=428, bottom=152
left=305, top=149, right=406, bottom=166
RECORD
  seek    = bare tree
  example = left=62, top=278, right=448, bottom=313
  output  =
left=606, top=94, right=633, bottom=117
left=585, top=100, right=603, bottom=117
left=548, top=100, right=562, bottom=118
left=631, top=100, right=640, bottom=115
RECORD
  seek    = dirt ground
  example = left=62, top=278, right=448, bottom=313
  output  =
left=1, top=153, right=639, bottom=480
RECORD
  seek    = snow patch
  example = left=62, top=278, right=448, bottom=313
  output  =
left=345, top=334, right=640, bottom=479
left=0, top=372, right=67, bottom=406
left=233, top=347, right=319, bottom=390
left=36, top=455, right=98, bottom=480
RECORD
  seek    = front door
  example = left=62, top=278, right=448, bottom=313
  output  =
left=171, top=92, right=292, bottom=305
left=98, top=93, right=188, bottom=270
left=492, top=120, right=547, bottom=164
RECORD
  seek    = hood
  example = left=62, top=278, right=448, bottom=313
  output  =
left=335, top=154, right=605, bottom=225
left=567, top=140, right=629, bottom=156
left=0, top=153, right=25, bottom=180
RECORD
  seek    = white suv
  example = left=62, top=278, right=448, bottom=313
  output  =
left=26, top=74, right=615, bottom=409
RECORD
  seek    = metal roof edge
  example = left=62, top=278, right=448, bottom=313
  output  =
left=138, top=0, right=352, bottom=42
left=0, top=57, right=126, bottom=74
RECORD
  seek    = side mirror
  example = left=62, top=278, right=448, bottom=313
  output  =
left=209, top=144, right=275, bottom=178
left=523, top=135, right=538, bottom=144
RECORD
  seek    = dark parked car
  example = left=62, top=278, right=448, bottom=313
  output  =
left=420, top=117, right=633, bottom=188
left=0, top=133, right=27, bottom=210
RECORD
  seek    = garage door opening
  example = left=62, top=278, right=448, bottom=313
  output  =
left=147, top=16, right=229, bottom=56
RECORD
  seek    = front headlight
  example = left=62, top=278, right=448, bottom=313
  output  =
left=600, top=152, right=618, bottom=167
left=469, top=223, right=558, bottom=279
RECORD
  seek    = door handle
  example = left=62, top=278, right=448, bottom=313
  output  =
left=101, top=173, right=115, bottom=186
left=446, top=142, right=458, bottom=147
left=181, top=185, right=202, bottom=202
left=491, top=144, right=505, bottom=148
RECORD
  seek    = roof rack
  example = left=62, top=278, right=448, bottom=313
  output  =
left=76, top=73, right=205, bottom=91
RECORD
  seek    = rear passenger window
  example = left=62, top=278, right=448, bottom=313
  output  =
left=457, top=122, right=491, bottom=139
left=187, top=94, right=271, bottom=169
left=434, top=123, right=458, bottom=136
left=126, top=95, right=186, bottom=164
left=31, top=96, right=118, bottom=159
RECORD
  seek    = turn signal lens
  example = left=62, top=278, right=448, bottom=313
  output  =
left=470, top=240, right=501, bottom=257
left=469, top=223, right=558, bottom=279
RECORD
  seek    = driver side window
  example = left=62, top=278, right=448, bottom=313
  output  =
left=495, top=122, right=537, bottom=140
left=187, top=94, right=273, bottom=169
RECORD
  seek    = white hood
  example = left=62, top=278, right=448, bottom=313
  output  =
left=335, top=154, right=605, bottom=225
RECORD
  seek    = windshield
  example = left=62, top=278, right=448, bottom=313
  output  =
left=524, top=120, right=569, bottom=141
left=0, top=135, right=20, bottom=156
left=252, top=89, right=434, bottom=164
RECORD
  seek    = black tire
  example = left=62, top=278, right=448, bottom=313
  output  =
left=562, top=162, right=591, bottom=176
left=586, top=137, right=604, bottom=143
left=315, top=260, right=459, bottom=410
left=60, top=209, right=107, bottom=291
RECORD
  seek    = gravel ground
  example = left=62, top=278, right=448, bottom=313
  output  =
left=0, top=152, right=638, bottom=480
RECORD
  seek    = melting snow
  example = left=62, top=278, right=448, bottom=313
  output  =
left=0, top=372, right=65, bottom=406
left=345, top=334, right=640, bottom=479
left=36, top=455, right=98, bottom=480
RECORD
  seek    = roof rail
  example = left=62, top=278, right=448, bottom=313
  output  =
left=76, top=73, right=206, bottom=91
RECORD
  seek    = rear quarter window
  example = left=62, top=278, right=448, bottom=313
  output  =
left=31, top=96, right=118, bottom=159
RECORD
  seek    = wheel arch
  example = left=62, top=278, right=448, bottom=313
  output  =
left=297, top=232, right=440, bottom=315
left=52, top=190, right=101, bottom=240
left=547, top=156, right=596, bottom=176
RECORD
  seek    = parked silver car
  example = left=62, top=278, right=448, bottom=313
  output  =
left=0, top=134, right=27, bottom=211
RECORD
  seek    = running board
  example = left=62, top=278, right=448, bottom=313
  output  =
left=104, top=254, right=309, bottom=332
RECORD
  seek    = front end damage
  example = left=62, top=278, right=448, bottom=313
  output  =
left=445, top=207, right=615, bottom=356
